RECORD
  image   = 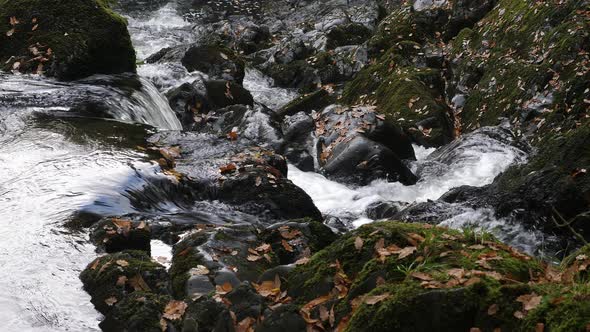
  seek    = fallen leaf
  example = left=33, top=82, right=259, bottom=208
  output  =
left=216, top=282, right=233, bottom=295
left=220, top=163, right=237, bottom=174
left=319, top=305, right=329, bottom=322
left=302, top=295, right=331, bottom=312
left=105, top=296, right=118, bottom=306
left=397, top=246, right=417, bottom=259
left=163, top=300, right=188, bottom=320
left=6, top=28, right=14, bottom=37
left=255, top=176, right=262, bottom=186
left=295, top=257, right=310, bottom=265
left=364, top=293, right=390, bottom=305
left=488, top=304, right=498, bottom=315
left=354, top=237, right=364, bottom=251
left=410, top=272, right=433, bottom=281
left=281, top=240, right=294, bottom=252
left=236, top=317, right=255, bottom=332
left=116, top=275, right=128, bottom=287
left=129, top=274, right=151, bottom=292
left=516, top=293, right=542, bottom=312
left=159, top=318, right=167, bottom=332
left=116, top=260, right=129, bottom=267
left=247, top=254, right=262, bottom=262
left=189, top=265, right=210, bottom=276
left=514, top=310, right=525, bottom=319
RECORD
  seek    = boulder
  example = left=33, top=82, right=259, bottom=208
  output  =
left=0, top=0, right=136, bottom=80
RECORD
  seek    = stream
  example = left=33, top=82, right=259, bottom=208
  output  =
left=0, top=1, right=545, bottom=331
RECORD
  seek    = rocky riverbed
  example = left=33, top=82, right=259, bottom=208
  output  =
left=0, top=0, right=589, bottom=331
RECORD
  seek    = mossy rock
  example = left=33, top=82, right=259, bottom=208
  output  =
left=80, top=250, right=169, bottom=314
left=326, top=23, right=373, bottom=49
left=99, top=292, right=172, bottom=332
left=278, top=89, right=335, bottom=118
left=0, top=0, right=136, bottom=80
left=490, top=126, right=590, bottom=241
left=168, top=232, right=209, bottom=298
left=181, top=43, right=245, bottom=83
left=448, top=0, right=590, bottom=134
left=341, top=61, right=452, bottom=146
left=287, top=221, right=545, bottom=330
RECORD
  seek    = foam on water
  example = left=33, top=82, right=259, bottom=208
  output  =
left=243, top=68, right=299, bottom=110
left=126, top=3, right=196, bottom=60
left=288, top=126, right=537, bottom=251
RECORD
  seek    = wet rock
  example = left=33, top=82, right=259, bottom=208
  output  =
left=183, top=297, right=234, bottom=331
left=146, top=42, right=245, bottom=83
left=315, top=105, right=417, bottom=185
left=365, top=201, right=403, bottom=220
left=90, top=217, right=151, bottom=254
left=280, top=111, right=316, bottom=171
left=0, top=0, right=136, bottom=80
left=256, top=304, right=306, bottom=332
left=225, top=283, right=266, bottom=322
left=326, top=23, right=373, bottom=49
left=165, top=78, right=255, bottom=130
left=261, top=220, right=338, bottom=265
left=80, top=250, right=169, bottom=314
left=278, top=89, right=336, bottom=118
left=182, top=44, right=246, bottom=83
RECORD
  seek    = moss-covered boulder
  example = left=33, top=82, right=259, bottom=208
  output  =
left=80, top=250, right=169, bottom=314
left=0, top=0, right=136, bottom=80
left=99, top=292, right=173, bottom=332
left=287, top=221, right=551, bottom=331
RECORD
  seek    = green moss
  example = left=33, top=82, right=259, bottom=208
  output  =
left=0, top=0, right=136, bottom=80
left=80, top=250, right=168, bottom=314
left=100, top=292, right=171, bottom=332
left=168, top=233, right=208, bottom=298
left=326, top=23, right=372, bottom=49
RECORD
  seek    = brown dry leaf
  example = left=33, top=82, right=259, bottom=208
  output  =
left=469, top=244, right=486, bottom=250
left=514, top=311, right=525, bottom=319
left=255, top=243, right=271, bottom=252
left=253, top=280, right=280, bottom=298
left=6, top=28, right=15, bottom=37
left=9, top=16, right=19, bottom=26
left=302, top=295, right=331, bottom=312
left=116, top=260, right=129, bottom=267
left=163, top=300, right=188, bottom=320
left=487, top=304, right=498, bottom=315
left=137, top=220, right=147, bottom=229
left=364, top=293, right=390, bottom=305
left=216, top=282, right=234, bottom=295
left=236, top=317, right=256, bottom=332
left=32, top=24, right=38, bottom=31
left=516, top=293, right=542, bottom=312
left=104, top=296, right=118, bottom=306
left=280, top=229, right=302, bottom=240
left=354, top=236, right=364, bottom=251
left=247, top=254, right=262, bottom=262
left=227, top=130, right=238, bottom=141
left=295, top=257, right=310, bottom=265
left=129, top=274, right=152, bottom=292
left=464, top=277, right=482, bottom=286
left=319, top=305, right=329, bottom=322
left=112, top=218, right=131, bottom=230
left=410, top=272, right=433, bottom=281
left=220, top=163, right=237, bottom=174
left=407, top=233, right=425, bottom=244
left=116, top=275, right=128, bottom=287
left=159, top=318, right=167, bottom=332
left=90, top=258, right=100, bottom=270
left=447, top=268, right=466, bottom=279
left=397, top=246, right=417, bottom=259
left=374, top=238, right=385, bottom=251
left=281, top=240, right=294, bottom=252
